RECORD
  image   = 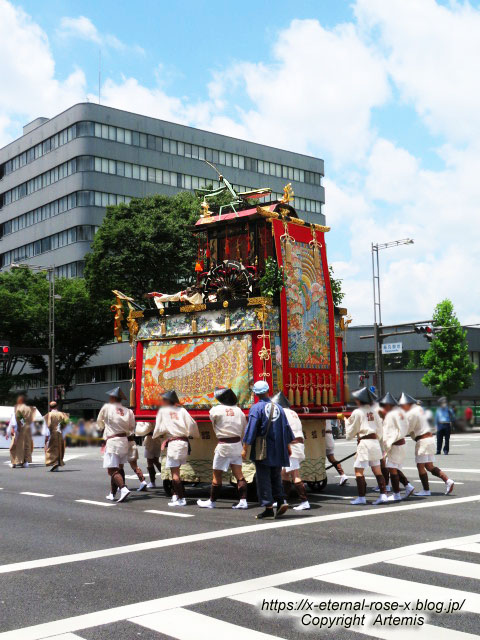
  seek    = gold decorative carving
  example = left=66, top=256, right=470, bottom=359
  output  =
left=222, top=300, right=229, bottom=308
left=180, top=303, right=207, bottom=312
left=247, top=296, right=273, bottom=306
left=281, top=183, right=294, bottom=203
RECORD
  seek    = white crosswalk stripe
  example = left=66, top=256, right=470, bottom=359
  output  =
left=3, top=534, right=480, bottom=640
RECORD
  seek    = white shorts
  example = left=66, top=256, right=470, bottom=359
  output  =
left=416, top=454, right=435, bottom=464
left=354, top=457, right=381, bottom=469
left=165, top=456, right=186, bottom=468
left=103, top=452, right=128, bottom=468
left=212, top=452, right=243, bottom=472
left=386, top=458, right=403, bottom=470
left=284, top=457, right=301, bottom=472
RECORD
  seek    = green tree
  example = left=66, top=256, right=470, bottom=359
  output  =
left=0, top=268, right=111, bottom=401
left=422, top=299, right=476, bottom=399
left=84, top=192, right=199, bottom=301
left=329, top=266, right=345, bottom=307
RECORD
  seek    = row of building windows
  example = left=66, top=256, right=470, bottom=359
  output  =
left=74, top=363, right=131, bottom=385
left=1, top=120, right=322, bottom=186
left=347, top=350, right=480, bottom=371
left=1, top=191, right=132, bottom=237
left=0, top=225, right=98, bottom=267
left=55, top=260, right=85, bottom=279
left=0, top=155, right=323, bottom=215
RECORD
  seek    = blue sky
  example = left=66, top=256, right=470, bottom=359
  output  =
left=1, top=0, right=480, bottom=325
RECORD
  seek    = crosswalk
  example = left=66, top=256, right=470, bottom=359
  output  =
left=3, top=533, right=480, bottom=639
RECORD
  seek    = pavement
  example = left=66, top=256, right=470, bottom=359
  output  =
left=0, top=434, right=480, bottom=639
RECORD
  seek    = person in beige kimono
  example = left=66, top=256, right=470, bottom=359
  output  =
left=346, top=387, right=387, bottom=505
left=44, top=401, right=69, bottom=472
left=97, top=387, right=134, bottom=503
left=152, top=390, right=200, bottom=507
left=9, top=395, right=35, bottom=468
left=399, top=392, right=454, bottom=497
left=379, top=393, right=415, bottom=502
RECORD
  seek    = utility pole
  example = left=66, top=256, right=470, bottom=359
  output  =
left=371, top=238, right=414, bottom=396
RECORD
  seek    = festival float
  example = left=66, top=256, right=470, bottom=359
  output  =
left=112, top=168, right=350, bottom=494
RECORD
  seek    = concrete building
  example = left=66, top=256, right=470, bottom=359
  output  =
left=0, top=103, right=325, bottom=412
left=345, top=325, right=480, bottom=415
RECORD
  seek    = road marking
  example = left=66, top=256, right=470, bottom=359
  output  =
left=316, top=493, right=353, bottom=500
left=20, top=492, right=53, bottom=498
left=446, top=542, right=480, bottom=554
left=337, top=475, right=464, bottom=485
left=131, top=608, right=277, bottom=639
left=386, top=554, right=480, bottom=579
left=44, top=635, right=84, bottom=640
left=75, top=499, right=113, bottom=507
left=2, top=533, right=480, bottom=640
left=403, top=467, right=480, bottom=474
left=0, top=494, right=477, bottom=576
left=144, top=509, right=194, bottom=518
left=317, top=569, right=480, bottom=614
left=232, top=587, right=477, bottom=640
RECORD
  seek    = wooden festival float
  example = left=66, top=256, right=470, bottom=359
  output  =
left=112, top=170, right=350, bottom=492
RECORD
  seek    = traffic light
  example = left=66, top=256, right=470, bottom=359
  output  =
left=0, top=340, right=10, bottom=359
left=414, top=325, right=440, bottom=342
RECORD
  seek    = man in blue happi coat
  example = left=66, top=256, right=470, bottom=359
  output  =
left=435, top=397, right=456, bottom=455
left=243, top=380, right=295, bottom=520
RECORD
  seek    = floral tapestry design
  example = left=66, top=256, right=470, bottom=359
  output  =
left=141, top=334, right=253, bottom=409
left=281, top=240, right=330, bottom=369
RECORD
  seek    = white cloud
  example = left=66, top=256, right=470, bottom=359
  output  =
left=0, top=0, right=86, bottom=143
left=365, top=138, right=419, bottom=204
left=58, top=15, right=144, bottom=54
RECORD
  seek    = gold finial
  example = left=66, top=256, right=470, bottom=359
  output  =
left=281, top=183, right=294, bottom=204
left=200, top=198, right=212, bottom=218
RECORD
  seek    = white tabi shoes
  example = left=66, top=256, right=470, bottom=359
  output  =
left=339, top=475, right=349, bottom=486
left=146, top=481, right=156, bottom=489
left=373, top=484, right=391, bottom=492
left=293, top=501, right=311, bottom=511
left=373, top=494, right=388, bottom=505
left=387, top=493, right=402, bottom=502
left=137, top=480, right=148, bottom=492
left=445, top=479, right=455, bottom=495
left=350, top=497, right=367, bottom=505
left=168, top=495, right=187, bottom=507
left=403, top=483, right=415, bottom=498
left=197, top=498, right=216, bottom=508
left=414, top=489, right=431, bottom=496
left=116, top=487, right=130, bottom=503
left=105, top=492, right=117, bottom=501
left=232, top=499, right=248, bottom=509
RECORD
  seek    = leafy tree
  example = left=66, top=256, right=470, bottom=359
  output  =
left=329, top=266, right=345, bottom=307
left=84, top=192, right=199, bottom=301
left=0, top=268, right=111, bottom=401
left=422, top=299, right=476, bottom=399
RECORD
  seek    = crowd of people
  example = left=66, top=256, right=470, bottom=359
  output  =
left=6, top=383, right=456, bottom=517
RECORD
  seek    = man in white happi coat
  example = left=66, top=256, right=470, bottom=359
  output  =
left=346, top=387, right=387, bottom=505
left=197, top=387, right=248, bottom=510
left=399, top=392, right=454, bottom=497
left=97, top=387, right=133, bottom=503
left=379, top=392, right=415, bottom=502
left=271, top=392, right=310, bottom=511
left=152, top=390, right=200, bottom=507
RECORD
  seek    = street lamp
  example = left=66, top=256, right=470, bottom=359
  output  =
left=371, top=238, right=414, bottom=396
left=11, top=262, right=58, bottom=404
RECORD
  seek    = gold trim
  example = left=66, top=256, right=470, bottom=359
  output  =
left=247, top=296, right=273, bottom=306
left=256, top=205, right=330, bottom=233
left=130, top=310, right=144, bottom=319
left=179, top=303, right=207, bottom=312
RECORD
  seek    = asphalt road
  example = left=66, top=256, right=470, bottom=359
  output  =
left=0, top=433, right=479, bottom=640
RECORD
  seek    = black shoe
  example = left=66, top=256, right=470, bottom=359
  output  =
left=256, top=509, right=275, bottom=520
left=275, top=502, right=289, bottom=519
left=444, top=450, right=449, bottom=455
left=436, top=452, right=441, bottom=455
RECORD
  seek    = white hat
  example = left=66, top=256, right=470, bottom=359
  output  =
left=252, top=380, right=269, bottom=395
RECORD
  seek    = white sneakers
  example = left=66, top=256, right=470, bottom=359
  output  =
left=146, top=482, right=156, bottom=489
left=137, top=480, right=148, bottom=492
left=232, top=499, right=248, bottom=510
left=404, top=483, right=415, bottom=498
left=414, top=489, right=431, bottom=496
left=23, top=462, right=29, bottom=468
left=105, top=492, right=117, bottom=501
left=293, top=501, right=311, bottom=511
left=373, top=494, right=388, bottom=505
left=117, top=487, right=130, bottom=503
left=339, top=474, right=348, bottom=486
left=445, top=479, right=455, bottom=495
left=350, top=497, right=367, bottom=505
left=168, top=495, right=187, bottom=507
left=387, top=493, right=402, bottom=502
left=197, top=498, right=215, bottom=508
